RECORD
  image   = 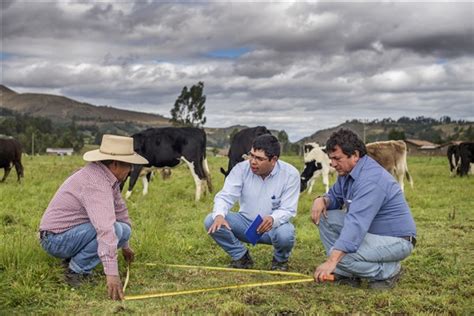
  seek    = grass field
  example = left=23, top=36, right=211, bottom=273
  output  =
left=0, top=155, right=473, bottom=314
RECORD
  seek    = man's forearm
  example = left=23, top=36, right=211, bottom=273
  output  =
left=327, top=249, right=346, bottom=264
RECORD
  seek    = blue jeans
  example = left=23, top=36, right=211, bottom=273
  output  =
left=40, top=222, right=131, bottom=274
left=318, top=210, right=413, bottom=280
left=204, top=212, right=295, bottom=262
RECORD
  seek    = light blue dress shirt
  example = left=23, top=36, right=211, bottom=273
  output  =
left=212, top=159, right=300, bottom=228
left=325, top=155, right=417, bottom=254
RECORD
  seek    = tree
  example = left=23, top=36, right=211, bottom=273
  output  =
left=277, top=130, right=290, bottom=154
left=170, top=81, right=207, bottom=127
left=388, top=129, right=406, bottom=141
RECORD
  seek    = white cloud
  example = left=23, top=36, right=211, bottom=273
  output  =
left=2, top=1, right=473, bottom=141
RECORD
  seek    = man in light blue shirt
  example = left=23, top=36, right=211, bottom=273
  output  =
left=311, top=129, right=416, bottom=289
left=205, top=134, right=300, bottom=271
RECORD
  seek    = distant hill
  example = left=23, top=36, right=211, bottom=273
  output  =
left=0, top=85, right=171, bottom=129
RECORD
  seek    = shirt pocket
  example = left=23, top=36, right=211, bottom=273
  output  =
left=271, top=195, right=281, bottom=210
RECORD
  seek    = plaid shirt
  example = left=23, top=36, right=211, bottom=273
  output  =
left=40, top=162, right=131, bottom=276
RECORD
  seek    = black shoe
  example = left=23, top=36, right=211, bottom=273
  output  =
left=64, top=268, right=91, bottom=288
left=271, top=257, right=289, bottom=271
left=368, top=267, right=403, bottom=290
left=229, top=250, right=254, bottom=269
left=333, top=273, right=362, bottom=288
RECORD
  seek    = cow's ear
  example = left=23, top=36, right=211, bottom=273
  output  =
left=322, top=148, right=327, bottom=154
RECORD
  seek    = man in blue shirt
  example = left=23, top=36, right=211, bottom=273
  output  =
left=205, top=134, right=300, bottom=271
left=311, top=129, right=416, bottom=289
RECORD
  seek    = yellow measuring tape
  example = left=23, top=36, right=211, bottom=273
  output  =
left=123, top=263, right=315, bottom=301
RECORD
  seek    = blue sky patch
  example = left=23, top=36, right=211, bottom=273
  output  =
left=207, top=47, right=251, bottom=59
left=0, top=52, right=14, bottom=60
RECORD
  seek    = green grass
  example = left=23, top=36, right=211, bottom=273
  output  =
left=0, top=155, right=473, bottom=314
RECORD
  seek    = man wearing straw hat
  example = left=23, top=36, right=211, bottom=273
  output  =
left=39, top=134, right=148, bottom=300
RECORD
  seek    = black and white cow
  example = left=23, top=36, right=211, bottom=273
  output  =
left=447, top=144, right=460, bottom=176
left=220, top=126, right=271, bottom=177
left=300, top=143, right=334, bottom=193
left=458, top=142, right=474, bottom=177
left=125, top=127, right=212, bottom=201
left=0, top=137, right=24, bottom=183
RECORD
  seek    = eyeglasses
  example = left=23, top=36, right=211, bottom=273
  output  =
left=247, top=151, right=269, bottom=162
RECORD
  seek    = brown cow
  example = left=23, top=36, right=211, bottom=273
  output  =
left=366, top=140, right=413, bottom=191
left=0, top=137, right=24, bottom=183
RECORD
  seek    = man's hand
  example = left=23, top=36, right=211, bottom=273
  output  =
left=207, top=215, right=231, bottom=234
left=257, top=215, right=274, bottom=234
left=311, top=197, right=328, bottom=225
left=122, top=247, right=135, bottom=264
left=313, top=260, right=337, bottom=282
left=106, top=275, right=124, bottom=301
left=313, top=250, right=345, bottom=282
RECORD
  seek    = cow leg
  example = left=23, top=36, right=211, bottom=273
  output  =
left=181, top=156, right=202, bottom=201
left=322, top=170, right=330, bottom=193
left=203, top=158, right=213, bottom=193
left=141, top=175, right=149, bottom=196
left=396, top=171, right=405, bottom=192
left=306, top=177, right=314, bottom=194
left=14, top=161, right=23, bottom=183
left=125, top=165, right=142, bottom=199
left=1, top=166, right=11, bottom=182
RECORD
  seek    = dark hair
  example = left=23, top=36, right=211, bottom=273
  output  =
left=100, top=160, right=131, bottom=167
left=252, top=134, right=280, bottom=159
left=326, top=128, right=367, bottom=157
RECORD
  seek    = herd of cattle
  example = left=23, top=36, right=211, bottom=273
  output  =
left=0, top=127, right=473, bottom=201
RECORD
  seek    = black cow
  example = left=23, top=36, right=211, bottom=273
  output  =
left=447, top=144, right=460, bottom=176
left=220, top=126, right=271, bottom=177
left=125, top=127, right=212, bottom=201
left=458, top=142, right=474, bottom=177
left=0, top=138, right=24, bottom=183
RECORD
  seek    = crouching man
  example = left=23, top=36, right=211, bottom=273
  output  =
left=312, top=129, right=416, bottom=289
left=205, top=134, right=300, bottom=271
left=38, top=135, right=148, bottom=300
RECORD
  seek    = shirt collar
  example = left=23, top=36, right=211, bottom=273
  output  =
left=349, top=155, right=368, bottom=180
left=93, top=162, right=121, bottom=188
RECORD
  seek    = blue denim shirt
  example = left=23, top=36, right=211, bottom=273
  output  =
left=212, top=160, right=300, bottom=228
left=325, top=155, right=416, bottom=253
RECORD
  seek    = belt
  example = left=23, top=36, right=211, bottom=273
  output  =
left=39, top=230, right=55, bottom=239
left=401, top=236, right=416, bottom=247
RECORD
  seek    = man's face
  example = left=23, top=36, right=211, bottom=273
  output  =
left=248, top=148, right=277, bottom=178
left=109, top=161, right=132, bottom=182
left=328, top=145, right=359, bottom=176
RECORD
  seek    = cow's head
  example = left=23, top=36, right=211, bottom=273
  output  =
left=300, top=160, right=322, bottom=192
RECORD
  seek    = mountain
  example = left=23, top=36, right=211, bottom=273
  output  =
left=0, top=85, right=170, bottom=127
left=298, top=118, right=473, bottom=145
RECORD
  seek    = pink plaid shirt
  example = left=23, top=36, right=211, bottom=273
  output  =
left=40, top=162, right=131, bottom=276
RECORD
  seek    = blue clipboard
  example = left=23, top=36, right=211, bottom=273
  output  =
left=245, top=215, right=263, bottom=246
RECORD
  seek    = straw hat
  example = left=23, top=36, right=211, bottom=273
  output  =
left=83, top=134, right=148, bottom=164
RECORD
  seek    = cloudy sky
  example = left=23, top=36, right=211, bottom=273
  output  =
left=1, top=1, right=473, bottom=141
